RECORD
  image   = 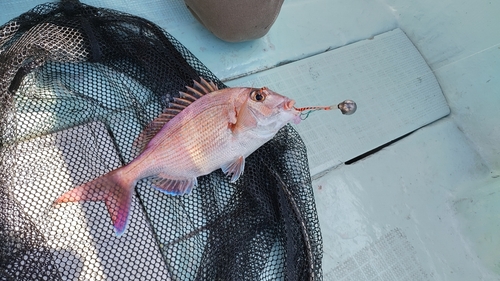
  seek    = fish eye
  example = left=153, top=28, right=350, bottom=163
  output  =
left=250, top=89, right=267, bottom=102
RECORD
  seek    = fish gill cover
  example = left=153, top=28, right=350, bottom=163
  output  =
left=0, top=0, right=322, bottom=280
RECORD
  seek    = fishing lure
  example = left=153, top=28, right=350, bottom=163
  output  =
left=294, top=99, right=357, bottom=120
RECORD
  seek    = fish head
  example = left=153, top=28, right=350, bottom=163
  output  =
left=237, top=87, right=301, bottom=136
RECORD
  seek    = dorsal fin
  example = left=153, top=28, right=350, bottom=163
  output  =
left=133, top=77, right=219, bottom=151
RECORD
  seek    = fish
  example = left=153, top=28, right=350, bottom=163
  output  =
left=54, top=77, right=303, bottom=236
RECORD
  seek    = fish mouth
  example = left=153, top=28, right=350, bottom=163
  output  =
left=284, top=99, right=296, bottom=111
left=280, top=98, right=302, bottom=125
left=249, top=98, right=300, bottom=128
left=281, top=99, right=300, bottom=116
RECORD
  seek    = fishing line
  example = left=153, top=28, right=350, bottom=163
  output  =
left=295, top=105, right=332, bottom=120
left=394, top=42, right=500, bottom=90
left=299, top=109, right=320, bottom=120
left=432, top=42, right=500, bottom=73
left=295, top=100, right=357, bottom=120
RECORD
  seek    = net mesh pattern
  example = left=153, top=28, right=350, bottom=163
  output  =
left=0, top=1, right=323, bottom=280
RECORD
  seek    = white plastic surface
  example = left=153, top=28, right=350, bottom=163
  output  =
left=325, top=228, right=429, bottom=280
left=227, top=28, right=450, bottom=177
left=0, top=0, right=397, bottom=81
left=314, top=120, right=497, bottom=280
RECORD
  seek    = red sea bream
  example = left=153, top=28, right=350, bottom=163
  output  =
left=55, top=78, right=303, bottom=236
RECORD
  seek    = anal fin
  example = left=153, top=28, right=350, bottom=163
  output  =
left=221, top=156, right=245, bottom=183
left=151, top=174, right=197, bottom=195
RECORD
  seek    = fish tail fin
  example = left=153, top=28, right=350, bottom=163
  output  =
left=54, top=169, right=134, bottom=236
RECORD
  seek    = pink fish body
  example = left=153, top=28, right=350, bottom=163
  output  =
left=55, top=78, right=301, bottom=236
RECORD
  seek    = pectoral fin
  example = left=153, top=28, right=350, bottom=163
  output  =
left=221, top=156, right=245, bottom=182
left=227, top=99, right=257, bottom=135
left=227, top=100, right=238, bottom=125
left=151, top=174, right=197, bottom=195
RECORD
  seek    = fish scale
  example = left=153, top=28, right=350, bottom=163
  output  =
left=55, top=78, right=301, bottom=236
